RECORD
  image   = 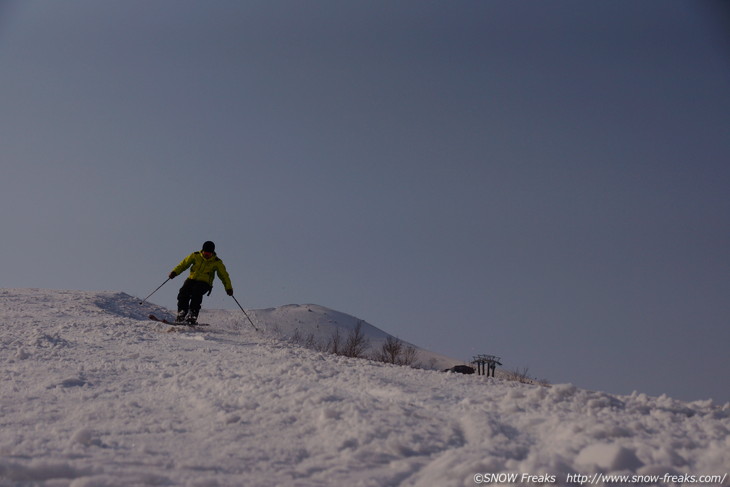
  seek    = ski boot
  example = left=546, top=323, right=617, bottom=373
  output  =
left=186, top=309, right=199, bottom=326
left=175, top=310, right=188, bottom=324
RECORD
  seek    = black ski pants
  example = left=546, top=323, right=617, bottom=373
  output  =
left=177, top=279, right=211, bottom=315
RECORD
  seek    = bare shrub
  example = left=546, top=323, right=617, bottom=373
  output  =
left=375, top=336, right=419, bottom=366
left=401, top=344, right=418, bottom=366
left=328, top=327, right=342, bottom=355
left=377, top=336, right=403, bottom=364
left=342, top=321, right=370, bottom=358
left=507, top=366, right=534, bottom=384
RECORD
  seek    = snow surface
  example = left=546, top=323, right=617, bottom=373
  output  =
left=1, top=289, right=728, bottom=487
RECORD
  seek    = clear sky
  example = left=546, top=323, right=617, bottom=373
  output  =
left=1, top=0, right=728, bottom=403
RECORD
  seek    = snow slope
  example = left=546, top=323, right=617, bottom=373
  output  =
left=238, top=303, right=468, bottom=371
left=1, top=289, right=728, bottom=487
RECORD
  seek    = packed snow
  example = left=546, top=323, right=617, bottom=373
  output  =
left=1, top=289, right=728, bottom=487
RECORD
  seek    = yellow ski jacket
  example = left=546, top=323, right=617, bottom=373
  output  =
left=172, top=251, right=233, bottom=292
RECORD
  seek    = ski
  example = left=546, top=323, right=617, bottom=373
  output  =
left=148, top=314, right=210, bottom=327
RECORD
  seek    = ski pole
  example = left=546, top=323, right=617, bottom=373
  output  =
left=231, top=295, right=259, bottom=331
left=139, top=278, right=170, bottom=305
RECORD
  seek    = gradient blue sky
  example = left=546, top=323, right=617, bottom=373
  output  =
left=2, top=1, right=728, bottom=403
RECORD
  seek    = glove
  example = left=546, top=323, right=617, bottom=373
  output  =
left=226, top=289, right=234, bottom=296
left=168, top=271, right=177, bottom=279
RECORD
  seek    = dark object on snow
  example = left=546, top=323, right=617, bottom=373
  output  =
left=472, top=354, right=502, bottom=377
left=444, top=365, right=475, bottom=374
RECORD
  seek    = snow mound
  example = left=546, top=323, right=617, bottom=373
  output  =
left=245, top=303, right=463, bottom=370
left=1, top=289, right=728, bottom=486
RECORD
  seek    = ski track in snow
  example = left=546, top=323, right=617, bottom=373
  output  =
left=0, top=289, right=728, bottom=487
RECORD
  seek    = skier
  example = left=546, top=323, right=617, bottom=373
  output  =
left=168, top=241, right=233, bottom=324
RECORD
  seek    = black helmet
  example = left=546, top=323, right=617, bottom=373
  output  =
left=202, top=241, right=215, bottom=253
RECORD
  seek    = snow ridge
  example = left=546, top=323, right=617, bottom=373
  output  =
left=242, top=303, right=462, bottom=370
left=1, top=289, right=728, bottom=487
